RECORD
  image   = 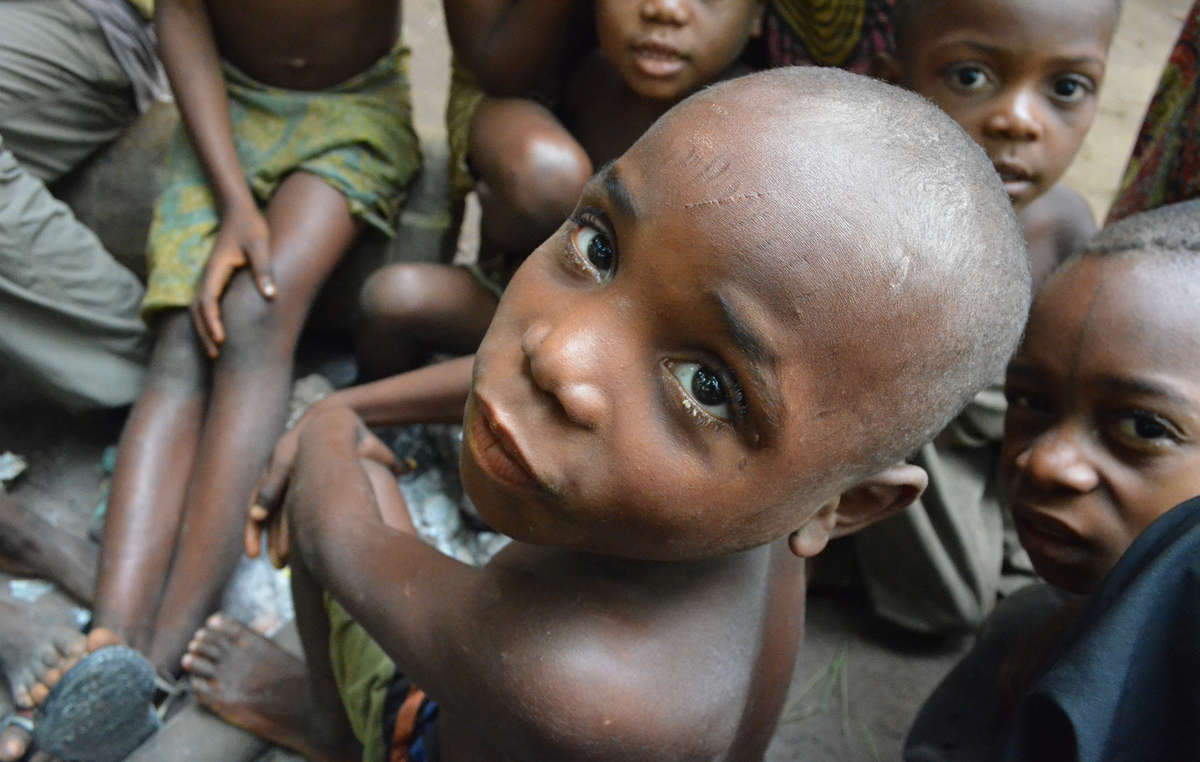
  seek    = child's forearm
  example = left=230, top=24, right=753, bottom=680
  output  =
left=444, top=0, right=578, bottom=95
left=317, top=355, right=474, bottom=427
left=156, top=0, right=255, bottom=213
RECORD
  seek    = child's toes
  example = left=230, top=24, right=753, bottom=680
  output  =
left=180, top=652, right=216, bottom=680
left=84, top=627, right=120, bottom=653
left=27, top=681, right=49, bottom=706
left=0, top=722, right=31, bottom=762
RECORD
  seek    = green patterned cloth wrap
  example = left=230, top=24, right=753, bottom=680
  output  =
left=142, top=43, right=421, bottom=318
left=325, top=593, right=397, bottom=762
left=126, top=0, right=153, bottom=19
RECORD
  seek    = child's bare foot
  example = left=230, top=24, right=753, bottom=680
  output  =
left=0, top=493, right=98, bottom=604
left=183, top=614, right=353, bottom=762
left=0, top=602, right=85, bottom=761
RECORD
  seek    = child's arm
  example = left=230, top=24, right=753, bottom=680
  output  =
left=156, top=0, right=276, bottom=357
left=251, top=355, right=474, bottom=515
left=444, top=0, right=581, bottom=95
left=259, top=405, right=738, bottom=759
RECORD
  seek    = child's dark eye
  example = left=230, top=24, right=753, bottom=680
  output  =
left=1006, top=389, right=1050, bottom=414
left=665, top=360, right=744, bottom=426
left=945, top=64, right=990, bottom=92
left=1049, top=75, right=1094, bottom=104
left=567, top=219, right=617, bottom=281
left=1114, top=411, right=1176, bottom=444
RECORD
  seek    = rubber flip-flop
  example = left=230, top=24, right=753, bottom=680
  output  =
left=33, top=645, right=160, bottom=762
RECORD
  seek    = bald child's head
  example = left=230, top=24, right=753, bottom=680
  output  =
left=463, top=67, right=1031, bottom=561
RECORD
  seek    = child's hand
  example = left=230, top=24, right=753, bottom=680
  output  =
left=191, top=203, right=277, bottom=358
left=245, top=403, right=413, bottom=568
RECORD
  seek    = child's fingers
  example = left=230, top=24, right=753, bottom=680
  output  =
left=357, top=431, right=398, bottom=470
left=244, top=514, right=263, bottom=558
left=188, top=300, right=220, bottom=359
left=255, top=456, right=291, bottom=512
left=267, top=512, right=290, bottom=569
left=243, top=237, right=276, bottom=300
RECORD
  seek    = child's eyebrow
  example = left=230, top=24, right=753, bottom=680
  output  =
left=595, top=161, right=640, bottom=220
left=715, top=291, right=785, bottom=436
left=1098, top=376, right=1199, bottom=410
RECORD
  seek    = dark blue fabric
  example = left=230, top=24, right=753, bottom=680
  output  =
left=1005, top=494, right=1200, bottom=762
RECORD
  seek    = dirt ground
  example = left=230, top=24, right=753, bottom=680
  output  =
left=0, top=1, right=1192, bottom=760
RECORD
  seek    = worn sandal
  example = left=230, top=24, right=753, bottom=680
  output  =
left=33, top=645, right=160, bottom=762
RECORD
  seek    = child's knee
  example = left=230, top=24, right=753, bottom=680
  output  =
left=358, top=263, right=434, bottom=325
left=488, top=131, right=592, bottom=229
left=217, top=272, right=293, bottom=356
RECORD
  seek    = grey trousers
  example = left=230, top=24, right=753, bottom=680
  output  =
left=0, top=0, right=149, bottom=409
left=855, top=385, right=1036, bottom=635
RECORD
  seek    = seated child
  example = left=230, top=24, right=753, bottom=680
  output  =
left=906, top=200, right=1200, bottom=760
left=17, top=2, right=421, bottom=756
left=848, top=0, right=1118, bottom=635
left=352, top=0, right=766, bottom=386
left=181, top=68, right=1030, bottom=761
left=883, top=0, right=1115, bottom=288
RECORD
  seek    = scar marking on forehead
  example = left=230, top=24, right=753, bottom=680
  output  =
left=683, top=191, right=774, bottom=209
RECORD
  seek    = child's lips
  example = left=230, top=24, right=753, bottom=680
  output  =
left=1011, top=503, right=1088, bottom=559
left=466, top=394, right=545, bottom=493
left=993, top=160, right=1036, bottom=200
left=630, top=41, right=688, bottom=78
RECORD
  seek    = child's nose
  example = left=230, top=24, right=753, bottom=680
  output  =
left=983, top=89, right=1045, bottom=142
left=641, top=0, right=691, bottom=25
left=1014, top=426, right=1100, bottom=494
left=520, top=318, right=611, bottom=430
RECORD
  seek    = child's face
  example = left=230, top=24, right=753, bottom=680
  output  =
left=595, top=0, right=764, bottom=102
left=1003, top=255, right=1200, bottom=594
left=896, top=0, right=1113, bottom=212
left=460, top=101, right=900, bottom=561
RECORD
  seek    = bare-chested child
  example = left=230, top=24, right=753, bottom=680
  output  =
left=907, top=200, right=1200, bottom=759
left=172, top=68, right=1029, bottom=761
left=9, top=1, right=420, bottom=758
left=880, top=0, right=1117, bottom=289
left=351, top=0, right=765, bottom=393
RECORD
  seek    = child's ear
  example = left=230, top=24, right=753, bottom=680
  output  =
left=871, top=52, right=903, bottom=84
left=787, top=462, right=928, bottom=559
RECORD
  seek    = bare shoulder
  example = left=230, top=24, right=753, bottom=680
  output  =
left=1021, top=184, right=1098, bottom=290
left=450, top=543, right=801, bottom=760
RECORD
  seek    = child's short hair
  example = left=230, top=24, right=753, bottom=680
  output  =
left=707, top=68, right=1030, bottom=474
left=893, top=0, right=1123, bottom=44
left=1080, top=199, right=1200, bottom=260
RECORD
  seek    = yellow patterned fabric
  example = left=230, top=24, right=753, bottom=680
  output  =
left=445, top=56, right=485, bottom=203
left=770, top=0, right=867, bottom=67
left=125, top=0, right=153, bottom=20
left=142, top=44, right=421, bottom=317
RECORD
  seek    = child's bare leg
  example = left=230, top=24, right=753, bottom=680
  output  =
left=469, top=97, right=592, bottom=259
left=0, top=600, right=87, bottom=761
left=356, top=263, right=497, bottom=379
left=92, top=312, right=208, bottom=653
left=0, top=493, right=97, bottom=604
left=145, top=172, right=360, bottom=677
left=183, top=460, right=409, bottom=761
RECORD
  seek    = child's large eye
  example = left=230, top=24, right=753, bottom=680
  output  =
left=1047, top=74, right=1094, bottom=104
left=944, top=63, right=991, bottom=93
left=570, top=223, right=616, bottom=276
left=1112, top=410, right=1178, bottom=447
left=666, top=360, right=735, bottom=424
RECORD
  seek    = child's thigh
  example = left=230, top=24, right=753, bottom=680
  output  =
left=261, top=172, right=362, bottom=299
left=467, top=97, right=592, bottom=203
